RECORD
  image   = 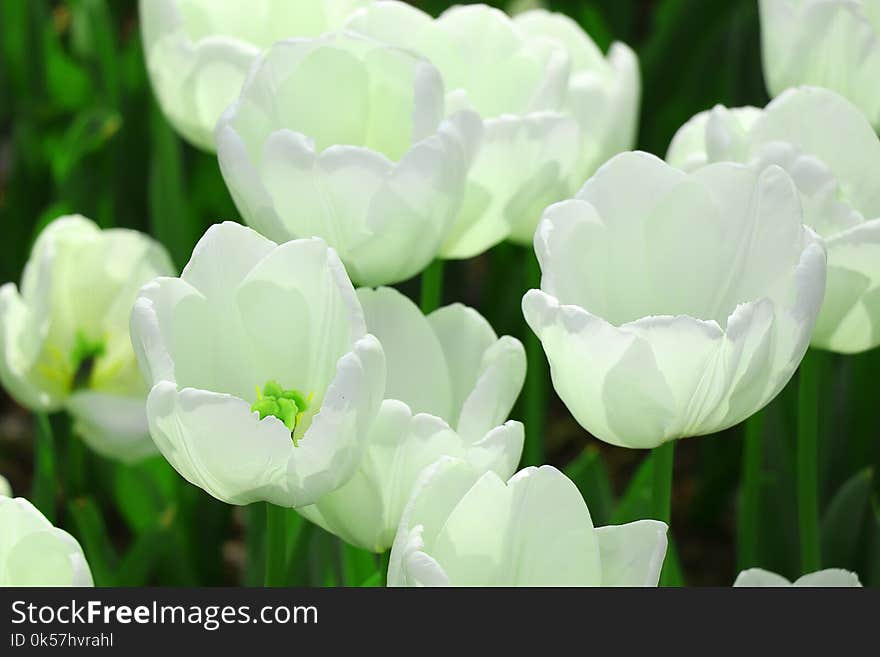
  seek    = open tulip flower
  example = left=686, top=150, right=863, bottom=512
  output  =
left=298, top=287, right=525, bottom=552
left=0, top=216, right=175, bottom=463
left=346, top=2, right=639, bottom=257
left=139, top=0, right=370, bottom=151
left=0, top=496, right=93, bottom=586
left=522, top=152, right=826, bottom=449
left=667, top=87, right=880, bottom=353
left=129, top=222, right=385, bottom=507
left=215, top=31, right=479, bottom=286
left=759, top=0, right=880, bottom=130
left=734, top=568, right=862, bottom=587
left=388, top=457, right=667, bottom=586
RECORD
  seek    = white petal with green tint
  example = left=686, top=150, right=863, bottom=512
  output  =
left=298, top=288, right=524, bottom=552
left=389, top=459, right=666, bottom=586
left=0, top=215, right=174, bottom=463
left=0, top=497, right=93, bottom=586
left=131, top=222, right=386, bottom=508
left=216, top=32, right=478, bottom=285
left=524, top=153, right=826, bottom=448
left=666, top=87, right=880, bottom=353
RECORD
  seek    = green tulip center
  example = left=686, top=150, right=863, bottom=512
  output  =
left=251, top=380, right=311, bottom=445
left=70, top=330, right=106, bottom=391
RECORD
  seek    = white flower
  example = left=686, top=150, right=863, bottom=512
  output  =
left=0, top=475, right=10, bottom=498
left=215, top=31, right=479, bottom=286
left=734, top=567, right=862, bottom=587
left=139, top=0, right=370, bottom=150
left=347, top=2, right=639, bottom=256
left=129, top=222, right=385, bottom=507
left=298, top=287, right=525, bottom=552
left=759, top=0, right=880, bottom=130
left=0, top=216, right=175, bottom=463
left=0, top=496, right=93, bottom=586
left=667, top=86, right=880, bottom=353
left=523, top=151, right=826, bottom=449
left=388, top=457, right=667, bottom=586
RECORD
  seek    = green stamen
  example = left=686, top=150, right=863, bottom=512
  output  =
left=252, top=380, right=311, bottom=445
left=70, top=330, right=105, bottom=391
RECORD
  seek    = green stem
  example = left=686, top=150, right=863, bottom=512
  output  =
left=651, top=442, right=675, bottom=586
left=737, top=411, right=764, bottom=571
left=523, top=249, right=546, bottom=466
left=420, top=259, right=444, bottom=314
left=264, top=503, right=288, bottom=587
left=32, top=413, right=56, bottom=523
left=651, top=442, right=675, bottom=524
left=797, top=350, right=822, bottom=573
left=378, top=550, right=391, bottom=587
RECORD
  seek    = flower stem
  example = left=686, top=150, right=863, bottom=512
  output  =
left=652, top=442, right=675, bottom=585
left=32, top=413, right=56, bottom=523
left=420, top=259, right=444, bottom=314
left=523, top=249, right=546, bottom=466
left=797, top=349, right=822, bottom=573
left=737, top=411, right=764, bottom=571
left=651, top=442, right=675, bottom=525
left=378, top=550, right=390, bottom=586
left=264, top=502, right=287, bottom=587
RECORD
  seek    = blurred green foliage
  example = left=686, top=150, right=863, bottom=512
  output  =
left=0, top=0, right=878, bottom=586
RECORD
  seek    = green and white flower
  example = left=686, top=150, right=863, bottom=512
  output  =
left=389, top=458, right=667, bottom=586
left=759, top=0, right=880, bottom=130
left=216, top=31, right=479, bottom=286
left=299, top=287, right=525, bottom=552
left=0, top=496, right=93, bottom=586
left=0, top=216, right=174, bottom=463
left=140, top=0, right=370, bottom=150
left=523, top=152, right=826, bottom=448
left=668, top=87, right=880, bottom=353
left=734, top=568, right=862, bottom=587
left=130, top=222, right=385, bottom=507
left=346, top=2, right=639, bottom=257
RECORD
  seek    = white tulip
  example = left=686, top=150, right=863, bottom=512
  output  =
left=347, top=2, right=638, bottom=257
left=759, top=0, right=880, bottom=130
left=388, top=457, right=667, bottom=586
left=523, top=152, right=826, bottom=449
left=734, top=567, right=862, bottom=587
left=0, top=216, right=175, bottom=463
left=130, top=222, right=385, bottom=507
left=215, top=31, right=479, bottom=286
left=0, top=496, right=93, bottom=586
left=139, top=0, right=370, bottom=150
left=667, top=87, right=880, bottom=353
left=298, top=287, right=525, bottom=552
left=0, top=475, right=10, bottom=498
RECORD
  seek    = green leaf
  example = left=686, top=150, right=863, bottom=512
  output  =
left=341, top=542, right=379, bottom=587
left=610, top=454, right=653, bottom=524
left=149, top=102, right=195, bottom=268
left=67, top=496, right=117, bottom=586
left=821, top=467, right=874, bottom=568
left=113, top=457, right=177, bottom=535
left=30, top=413, right=56, bottom=524
left=49, top=106, right=121, bottom=184
left=116, top=529, right=166, bottom=586
left=564, top=446, right=614, bottom=526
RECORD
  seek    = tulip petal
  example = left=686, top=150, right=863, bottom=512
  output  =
left=523, top=290, right=676, bottom=447
left=66, top=392, right=156, bottom=464
left=357, top=287, right=452, bottom=419
left=733, top=568, right=792, bottom=587
left=793, top=569, right=862, bottom=587
left=146, top=381, right=296, bottom=506
left=596, top=520, right=668, bottom=586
